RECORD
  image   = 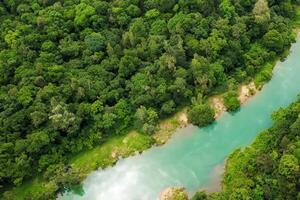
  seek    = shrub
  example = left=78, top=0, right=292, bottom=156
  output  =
left=223, top=91, right=240, bottom=112
left=187, top=103, right=215, bottom=127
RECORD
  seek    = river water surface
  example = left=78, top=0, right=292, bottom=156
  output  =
left=60, top=38, right=300, bottom=200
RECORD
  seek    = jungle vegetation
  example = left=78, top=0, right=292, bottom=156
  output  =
left=0, top=0, right=299, bottom=199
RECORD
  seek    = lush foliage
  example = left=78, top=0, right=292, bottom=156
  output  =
left=194, top=96, right=300, bottom=199
left=188, top=96, right=215, bottom=127
left=223, top=90, right=240, bottom=112
left=191, top=191, right=208, bottom=200
left=0, top=0, right=298, bottom=198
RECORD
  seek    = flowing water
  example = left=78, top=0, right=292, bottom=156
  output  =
left=60, top=38, right=300, bottom=200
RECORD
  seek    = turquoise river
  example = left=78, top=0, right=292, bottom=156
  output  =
left=60, top=37, right=300, bottom=200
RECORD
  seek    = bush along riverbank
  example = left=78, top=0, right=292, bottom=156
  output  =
left=1, top=1, right=300, bottom=199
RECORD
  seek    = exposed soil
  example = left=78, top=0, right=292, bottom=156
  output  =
left=153, top=110, right=188, bottom=144
left=178, top=112, right=188, bottom=126
left=210, top=97, right=226, bottom=119
left=159, top=187, right=188, bottom=200
left=238, top=82, right=257, bottom=104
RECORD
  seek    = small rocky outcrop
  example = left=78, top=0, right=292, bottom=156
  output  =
left=159, top=187, right=188, bottom=200
left=210, top=97, right=226, bottom=119
left=239, top=82, right=257, bottom=104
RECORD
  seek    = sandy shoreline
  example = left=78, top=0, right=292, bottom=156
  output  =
left=210, top=81, right=258, bottom=120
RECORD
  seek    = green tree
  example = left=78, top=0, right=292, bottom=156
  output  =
left=151, top=19, right=168, bottom=35
left=279, top=154, right=299, bottom=178
left=187, top=103, right=215, bottom=127
left=145, top=9, right=160, bottom=19
left=252, top=0, right=270, bottom=24
left=85, top=32, right=106, bottom=52
left=223, top=91, right=240, bottom=112
left=262, top=30, right=284, bottom=53
left=17, top=85, right=35, bottom=107
left=135, top=106, right=158, bottom=134
left=191, top=56, right=216, bottom=93
left=74, top=3, right=96, bottom=27
left=26, top=131, right=50, bottom=153
left=49, top=103, right=76, bottom=132
left=59, top=38, right=81, bottom=58
left=129, top=18, right=147, bottom=39
left=219, top=0, right=236, bottom=20
left=243, top=44, right=270, bottom=74
left=161, top=100, right=176, bottom=115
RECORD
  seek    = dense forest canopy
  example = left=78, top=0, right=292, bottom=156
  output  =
left=0, top=0, right=298, bottom=197
left=192, top=96, right=300, bottom=200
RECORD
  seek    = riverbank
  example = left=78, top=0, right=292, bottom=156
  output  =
left=3, top=60, right=281, bottom=200
left=3, top=75, right=263, bottom=200
left=9, top=82, right=260, bottom=200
